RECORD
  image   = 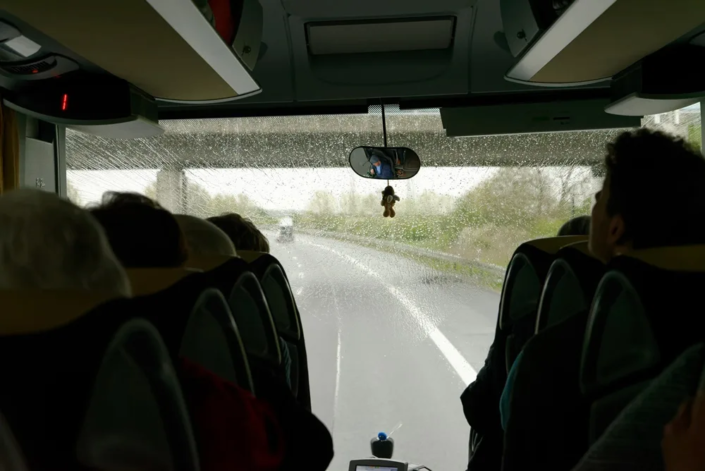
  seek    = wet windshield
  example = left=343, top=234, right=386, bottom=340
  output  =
left=66, top=104, right=701, bottom=470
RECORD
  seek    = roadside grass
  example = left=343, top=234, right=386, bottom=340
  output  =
left=296, top=227, right=505, bottom=293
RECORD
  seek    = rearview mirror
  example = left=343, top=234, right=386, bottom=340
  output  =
left=349, top=147, right=421, bottom=180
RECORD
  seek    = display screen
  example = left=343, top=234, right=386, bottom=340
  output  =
left=356, top=467, right=398, bottom=471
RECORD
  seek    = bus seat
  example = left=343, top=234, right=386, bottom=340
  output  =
left=0, top=409, right=28, bottom=471
left=185, top=253, right=236, bottom=272
left=227, top=271, right=282, bottom=367
left=581, top=246, right=705, bottom=443
left=502, top=242, right=604, bottom=471
left=185, top=257, right=287, bottom=388
left=0, top=291, right=117, bottom=335
left=126, top=267, right=201, bottom=297
left=76, top=318, right=198, bottom=471
left=499, top=235, right=587, bottom=373
left=136, top=275, right=254, bottom=393
left=0, top=294, right=198, bottom=471
left=237, top=250, right=262, bottom=263
left=246, top=252, right=311, bottom=408
left=535, top=241, right=604, bottom=333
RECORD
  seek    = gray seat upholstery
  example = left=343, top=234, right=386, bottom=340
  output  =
left=581, top=246, right=705, bottom=443
left=77, top=318, right=199, bottom=471
left=240, top=250, right=311, bottom=408
left=535, top=241, right=604, bottom=333
left=573, top=342, right=705, bottom=471
left=503, top=241, right=604, bottom=471
left=227, top=271, right=282, bottom=367
left=0, top=410, right=27, bottom=471
left=130, top=270, right=255, bottom=394
left=499, top=236, right=587, bottom=372
left=179, top=288, right=252, bottom=389
left=0, top=293, right=200, bottom=471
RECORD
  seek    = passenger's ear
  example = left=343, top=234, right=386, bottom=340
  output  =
left=608, top=214, right=627, bottom=246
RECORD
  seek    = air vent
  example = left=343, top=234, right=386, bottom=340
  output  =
left=2, top=56, right=56, bottom=75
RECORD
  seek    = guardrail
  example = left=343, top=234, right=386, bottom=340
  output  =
left=294, top=227, right=506, bottom=280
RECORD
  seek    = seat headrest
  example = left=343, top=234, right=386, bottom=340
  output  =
left=536, top=244, right=604, bottom=332
left=0, top=291, right=119, bottom=335
left=560, top=240, right=598, bottom=259
left=185, top=254, right=236, bottom=272
left=523, top=235, right=589, bottom=255
left=620, top=245, right=705, bottom=272
left=126, top=268, right=201, bottom=296
left=237, top=250, right=263, bottom=263
left=498, top=236, right=586, bottom=330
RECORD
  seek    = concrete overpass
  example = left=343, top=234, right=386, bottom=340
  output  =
left=64, top=113, right=700, bottom=171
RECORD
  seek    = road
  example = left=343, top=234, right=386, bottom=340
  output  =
left=269, top=233, right=501, bottom=471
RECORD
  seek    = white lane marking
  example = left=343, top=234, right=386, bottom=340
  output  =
left=335, top=328, right=342, bottom=411
left=306, top=242, right=477, bottom=386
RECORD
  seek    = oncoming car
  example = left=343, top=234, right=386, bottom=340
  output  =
left=278, top=217, right=294, bottom=242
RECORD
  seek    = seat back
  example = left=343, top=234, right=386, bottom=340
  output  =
left=77, top=318, right=198, bottom=471
left=126, top=267, right=200, bottom=297
left=132, top=270, right=254, bottom=394
left=227, top=271, right=282, bottom=366
left=0, top=409, right=27, bottom=471
left=240, top=250, right=311, bottom=408
left=502, top=243, right=604, bottom=471
left=536, top=242, right=604, bottom=333
left=581, top=246, right=705, bottom=443
left=0, top=293, right=199, bottom=471
left=499, top=236, right=587, bottom=371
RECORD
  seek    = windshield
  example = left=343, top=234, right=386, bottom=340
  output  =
left=65, top=104, right=701, bottom=470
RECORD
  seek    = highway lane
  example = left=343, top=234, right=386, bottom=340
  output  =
left=269, top=233, right=501, bottom=471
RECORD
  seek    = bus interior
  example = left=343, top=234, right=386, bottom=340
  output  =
left=0, top=0, right=704, bottom=470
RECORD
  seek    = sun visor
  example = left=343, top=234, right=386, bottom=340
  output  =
left=441, top=99, right=639, bottom=137
left=0, top=0, right=261, bottom=102
left=503, top=0, right=705, bottom=86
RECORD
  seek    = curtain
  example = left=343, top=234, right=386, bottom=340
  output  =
left=0, top=102, right=19, bottom=193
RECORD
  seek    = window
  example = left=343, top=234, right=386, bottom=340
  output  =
left=65, top=104, right=700, bottom=469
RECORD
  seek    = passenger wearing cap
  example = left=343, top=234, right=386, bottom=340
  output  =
left=369, top=154, right=395, bottom=179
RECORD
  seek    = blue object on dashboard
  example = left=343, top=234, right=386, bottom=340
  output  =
left=378, top=432, right=388, bottom=441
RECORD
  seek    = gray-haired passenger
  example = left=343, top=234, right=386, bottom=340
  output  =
left=0, top=189, right=130, bottom=296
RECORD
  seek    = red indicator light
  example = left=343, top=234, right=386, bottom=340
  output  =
left=61, top=93, right=68, bottom=111
left=31, top=69, right=38, bottom=74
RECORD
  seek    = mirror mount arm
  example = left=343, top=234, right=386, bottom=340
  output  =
left=381, top=99, right=388, bottom=147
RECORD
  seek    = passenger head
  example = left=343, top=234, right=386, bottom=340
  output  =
left=370, top=156, right=381, bottom=167
left=0, top=189, right=130, bottom=296
left=589, top=129, right=705, bottom=262
left=89, top=191, right=188, bottom=268
left=173, top=214, right=237, bottom=257
left=207, top=213, right=270, bottom=253
left=558, top=216, right=591, bottom=236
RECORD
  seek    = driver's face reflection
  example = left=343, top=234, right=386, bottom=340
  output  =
left=373, top=161, right=381, bottom=167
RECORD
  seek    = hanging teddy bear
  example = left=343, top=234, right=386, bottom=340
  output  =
left=381, top=185, right=400, bottom=218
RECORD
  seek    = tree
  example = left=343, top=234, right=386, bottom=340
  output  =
left=454, top=167, right=560, bottom=229
left=307, top=191, right=336, bottom=214
left=688, top=124, right=702, bottom=152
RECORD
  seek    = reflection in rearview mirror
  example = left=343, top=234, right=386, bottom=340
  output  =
left=349, top=147, right=421, bottom=180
